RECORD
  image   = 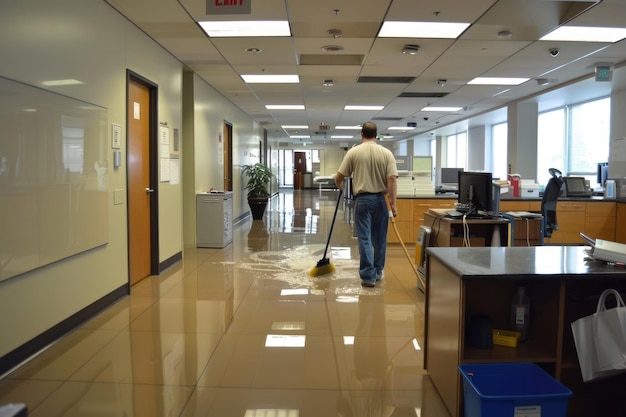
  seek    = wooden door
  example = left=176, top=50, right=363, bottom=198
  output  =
left=128, top=77, right=154, bottom=285
left=293, top=151, right=306, bottom=189
left=223, top=122, right=232, bottom=191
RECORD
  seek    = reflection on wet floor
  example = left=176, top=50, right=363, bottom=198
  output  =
left=0, top=188, right=452, bottom=417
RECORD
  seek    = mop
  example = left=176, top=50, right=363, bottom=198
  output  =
left=309, top=189, right=343, bottom=277
left=384, top=194, right=426, bottom=289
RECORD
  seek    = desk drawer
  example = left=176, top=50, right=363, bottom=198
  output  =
left=585, top=201, right=616, bottom=217
left=557, top=201, right=585, bottom=212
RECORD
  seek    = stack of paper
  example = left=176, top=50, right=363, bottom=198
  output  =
left=592, top=239, right=626, bottom=264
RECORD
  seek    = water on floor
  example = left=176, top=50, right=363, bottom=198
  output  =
left=0, top=189, right=451, bottom=417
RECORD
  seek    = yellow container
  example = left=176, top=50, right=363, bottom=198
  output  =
left=492, top=329, right=521, bottom=348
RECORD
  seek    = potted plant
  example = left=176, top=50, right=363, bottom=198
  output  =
left=242, top=163, right=273, bottom=220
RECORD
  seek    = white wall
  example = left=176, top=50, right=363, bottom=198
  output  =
left=0, top=0, right=261, bottom=360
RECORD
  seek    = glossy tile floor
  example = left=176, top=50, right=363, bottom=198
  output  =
left=0, top=189, right=452, bottom=417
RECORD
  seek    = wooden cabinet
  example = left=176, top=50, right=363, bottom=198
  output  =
left=423, top=212, right=510, bottom=247
left=616, top=203, right=626, bottom=243
left=500, top=200, right=541, bottom=212
left=388, top=198, right=455, bottom=244
left=391, top=197, right=615, bottom=246
left=387, top=198, right=414, bottom=243
left=426, top=246, right=626, bottom=417
left=585, top=201, right=616, bottom=241
left=544, top=200, right=615, bottom=244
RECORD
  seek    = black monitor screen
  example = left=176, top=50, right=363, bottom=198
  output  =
left=597, top=162, right=608, bottom=185
left=441, top=167, right=463, bottom=184
left=458, top=171, right=494, bottom=213
left=563, top=176, right=590, bottom=196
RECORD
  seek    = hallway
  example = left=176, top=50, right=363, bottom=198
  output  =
left=0, top=189, right=451, bottom=417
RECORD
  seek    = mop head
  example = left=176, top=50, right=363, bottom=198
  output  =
left=309, top=258, right=336, bottom=277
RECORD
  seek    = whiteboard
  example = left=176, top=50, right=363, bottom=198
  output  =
left=0, top=77, right=109, bottom=281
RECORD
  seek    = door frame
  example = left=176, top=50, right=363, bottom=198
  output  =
left=126, top=70, right=159, bottom=279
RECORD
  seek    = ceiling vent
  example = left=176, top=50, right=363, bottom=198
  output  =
left=398, top=92, right=448, bottom=98
left=358, top=76, right=416, bottom=84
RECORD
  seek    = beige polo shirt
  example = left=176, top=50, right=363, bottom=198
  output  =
left=337, top=142, right=398, bottom=195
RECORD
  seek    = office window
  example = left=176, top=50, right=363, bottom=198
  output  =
left=568, top=97, right=610, bottom=179
left=537, top=108, right=566, bottom=185
left=537, top=97, right=610, bottom=185
left=446, top=132, right=467, bottom=169
left=492, top=122, right=507, bottom=180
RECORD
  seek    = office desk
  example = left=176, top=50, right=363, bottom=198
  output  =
left=423, top=211, right=510, bottom=247
left=424, top=211, right=543, bottom=247
left=425, top=246, right=626, bottom=417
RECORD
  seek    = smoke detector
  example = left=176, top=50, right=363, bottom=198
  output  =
left=327, top=28, right=343, bottom=39
left=321, top=45, right=344, bottom=52
left=402, top=44, right=420, bottom=55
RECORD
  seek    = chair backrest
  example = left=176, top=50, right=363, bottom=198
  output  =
left=541, top=174, right=564, bottom=237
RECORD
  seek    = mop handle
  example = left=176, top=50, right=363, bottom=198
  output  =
left=322, top=189, right=343, bottom=258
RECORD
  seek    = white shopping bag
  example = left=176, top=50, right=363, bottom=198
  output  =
left=571, top=289, right=626, bottom=382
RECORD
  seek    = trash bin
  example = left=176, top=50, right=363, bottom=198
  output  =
left=459, top=363, right=572, bottom=417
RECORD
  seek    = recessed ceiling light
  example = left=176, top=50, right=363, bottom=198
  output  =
left=331, top=135, right=355, bottom=139
left=344, top=105, right=384, bottom=111
left=540, top=26, right=626, bottom=43
left=389, top=126, right=415, bottom=130
left=266, top=105, right=305, bottom=110
left=468, top=77, right=529, bottom=85
left=198, top=21, right=291, bottom=37
left=335, top=125, right=362, bottom=130
left=422, top=106, right=463, bottom=112
left=282, top=125, right=308, bottom=129
left=290, top=135, right=310, bottom=139
left=379, top=21, right=470, bottom=39
left=242, top=75, right=299, bottom=83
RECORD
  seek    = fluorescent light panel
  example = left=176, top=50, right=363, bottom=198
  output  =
left=266, top=105, right=305, bottom=110
left=540, top=26, right=626, bottom=43
left=290, top=135, right=310, bottom=139
left=41, top=79, right=84, bottom=86
left=331, top=135, right=354, bottom=139
left=282, top=125, right=308, bottom=129
left=344, top=105, right=384, bottom=111
left=335, top=125, right=362, bottom=130
left=198, top=21, right=291, bottom=37
left=242, top=74, right=299, bottom=83
left=468, top=77, right=529, bottom=85
left=379, top=21, right=470, bottom=38
left=422, top=106, right=462, bottom=112
left=389, top=126, right=414, bottom=130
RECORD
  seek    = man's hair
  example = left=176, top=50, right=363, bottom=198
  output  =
left=361, top=122, right=377, bottom=139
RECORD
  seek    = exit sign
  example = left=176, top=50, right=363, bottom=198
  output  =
left=595, top=65, right=612, bottom=82
left=206, top=0, right=251, bottom=15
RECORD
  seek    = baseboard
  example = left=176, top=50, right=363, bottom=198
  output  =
left=0, top=284, right=129, bottom=376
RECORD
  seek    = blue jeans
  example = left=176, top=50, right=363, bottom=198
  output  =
left=354, top=193, right=389, bottom=281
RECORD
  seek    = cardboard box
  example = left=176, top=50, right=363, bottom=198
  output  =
left=492, top=329, right=521, bottom=348
left=520, top=182, right=540, bottom=198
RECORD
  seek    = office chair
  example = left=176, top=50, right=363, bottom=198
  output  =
left=541, top=168, right=564, bottom=238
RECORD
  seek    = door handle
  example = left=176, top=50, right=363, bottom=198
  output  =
left=145, top=188, right=154, bottom=194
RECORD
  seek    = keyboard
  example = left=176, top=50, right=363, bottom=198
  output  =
left=446, top=209, right=465, bottom=218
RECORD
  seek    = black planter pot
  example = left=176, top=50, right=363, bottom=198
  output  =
left=248, top=197, right=269, bottom=220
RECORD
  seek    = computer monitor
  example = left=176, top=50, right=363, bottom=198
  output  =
left=458, top=171, right=498, bottom=214
left=441, top=167, right=463, bottom=185
left=563, top=176, right=592, bottom=197
left=597, top=162, right=608, bottom=186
